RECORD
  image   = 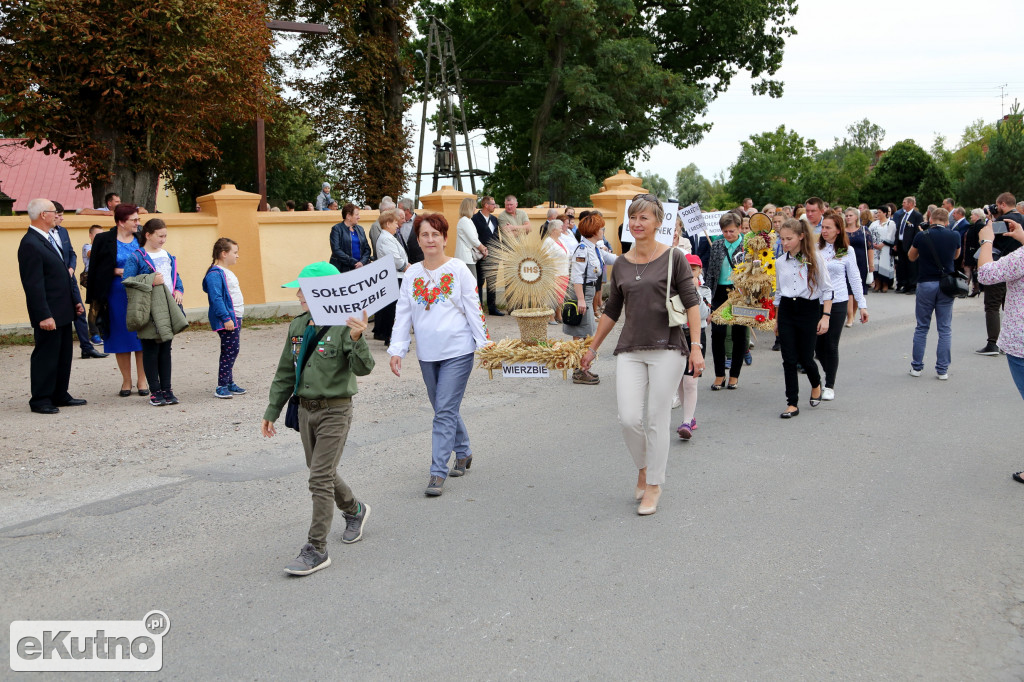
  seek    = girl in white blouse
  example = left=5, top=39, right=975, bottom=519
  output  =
left=774, top=218, right=833, bottom=419
left=388, top=214, right=491, bottom=497
left=816, top=210, right=868, bottom=401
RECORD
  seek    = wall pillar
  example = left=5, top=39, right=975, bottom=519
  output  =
left=419, top=185, right=476, bottom=257
left=196, top=185, right=265, bottom=303
left=590, top=170, right=648, bottom=254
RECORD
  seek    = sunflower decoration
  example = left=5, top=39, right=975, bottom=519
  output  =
left=711, top=212, right=778, bottom=331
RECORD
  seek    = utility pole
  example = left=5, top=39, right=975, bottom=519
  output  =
left=1000, top=83, right=1008, bottom=118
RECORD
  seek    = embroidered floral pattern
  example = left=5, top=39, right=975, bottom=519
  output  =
left=412, top=273, right=455, bottom=310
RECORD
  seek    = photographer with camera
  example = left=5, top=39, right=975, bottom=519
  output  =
left=976, top=193, right=1024, bottom=356
left=975, top=214, right=1024, bottom=484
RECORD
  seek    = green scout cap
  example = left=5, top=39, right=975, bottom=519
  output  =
left=282, top=261, right=340, bottom=288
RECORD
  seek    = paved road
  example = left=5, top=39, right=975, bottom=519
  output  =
left=3, top=292, right=1023, bottom=679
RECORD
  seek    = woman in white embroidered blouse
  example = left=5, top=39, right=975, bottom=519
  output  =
left=388, top=213, right=491, bottom=497
left=815, top=210, right=868, bottom=401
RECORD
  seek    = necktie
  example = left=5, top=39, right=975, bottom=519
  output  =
left=48, top=231, right=63, bottom=255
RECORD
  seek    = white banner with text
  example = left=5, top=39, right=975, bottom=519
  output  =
left=300, top=259, right=399, bottom=326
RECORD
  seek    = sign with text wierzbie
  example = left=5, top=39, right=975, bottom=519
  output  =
left=299, top=259, right=399, bottom=325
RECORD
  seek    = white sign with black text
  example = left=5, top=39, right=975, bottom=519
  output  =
left=700, top=211, right=725, bottom=238
left=300, top=259, right=399, bottom=326
left=501, top=362, right=550, bottom=378
left=620, top=200, right=679, bottom=246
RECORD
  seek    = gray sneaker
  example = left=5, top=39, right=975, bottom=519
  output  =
left=341, top=502, right=370, bottom=544
left=573, top=369, right=600, bottom=385
left=284, top=543, right=331, bottom=576
left=425, top=475, right=445, bottom=496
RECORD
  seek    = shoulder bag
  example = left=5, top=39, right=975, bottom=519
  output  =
left=921, top=231, right=968, bottom=298
left=666, top=248, right=688, bottom=327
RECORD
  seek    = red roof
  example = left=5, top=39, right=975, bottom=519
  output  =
left=0, top=139, right=95, bottom=212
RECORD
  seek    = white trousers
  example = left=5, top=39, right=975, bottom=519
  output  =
left=615, top=350, right=688, bottom=486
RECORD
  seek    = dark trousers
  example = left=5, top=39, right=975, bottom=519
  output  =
left=778, top=297, right=822, bottom=407
left=711, top=286, right=747, bottom=378
left=217, top=326, right=240, bottom=386
left=895, top=244, right=918, bottom=290
left=70, top=276, right=95, bottom=352
left=814, top=307, right=846, bottom=388
left=477, top=254, right=499, bottom=312
left=984, top=282, right=1006, bottom=344
left=140, top=338, right=173, bottom=393
left=372, top=300, right=397, bottom=343
left=30, top=323, right=73, bottom=409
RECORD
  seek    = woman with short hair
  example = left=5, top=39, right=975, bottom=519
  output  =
left=580, top=194, right=703, bottom=515
left=329, top=204, right=372, bottom=273
left=388, top=214, right=491, bottom=497
left=371, top=208, right=408, bottom=345
left=564, top=213, right=616, bottom=384
left=844, top=207, right=874, bottom=326
left=86, top=204, right=147, bottom=396
left=870, top=205, right=896, bottom=292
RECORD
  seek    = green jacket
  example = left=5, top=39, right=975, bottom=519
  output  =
left=123, top=273, right=188, bottom=342
left=264, top=312, right=375, bottom=422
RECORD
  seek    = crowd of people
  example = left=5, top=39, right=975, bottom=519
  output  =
left=16, top=188, right=1024, bottom=577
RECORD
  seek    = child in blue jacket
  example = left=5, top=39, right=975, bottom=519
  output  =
left=202, top=238, right=245, bottom=399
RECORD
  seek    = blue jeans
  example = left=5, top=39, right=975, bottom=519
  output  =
left=912, top=281, right=953, bottom=374
left=419, top=352, right=475, bottom=478
left=1008, top=354, right=1024, bottom=400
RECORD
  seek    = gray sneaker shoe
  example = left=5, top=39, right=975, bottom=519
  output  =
left=425, top=475, right=445, bottom=496
left=573, top=369, right=599, bottom=385
left=341, top=502, right=370, bottom=544
left=284, top=543, right=331, bottom=576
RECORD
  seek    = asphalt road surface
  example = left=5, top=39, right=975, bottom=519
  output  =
left=2, top=291, right=1023, bottom=680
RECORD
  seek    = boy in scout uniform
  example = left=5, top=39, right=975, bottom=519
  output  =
left=261, top=261, right=375, bottom=576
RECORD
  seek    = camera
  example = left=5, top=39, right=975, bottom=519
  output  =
left=987, top=203, right=1001, bottom=218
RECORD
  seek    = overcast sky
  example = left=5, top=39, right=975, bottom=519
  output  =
left=633, top=0, right=1024, bottom=190
left=392, top=0, right=1023, bottom=201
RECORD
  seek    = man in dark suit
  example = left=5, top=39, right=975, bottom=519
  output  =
left=471, top=195, right=504, bottom=316
left=18, top=199, right=88, bottom=414
left=893, top=196, right=924, bottom=293
left=51, top=202, right=107, bottom=359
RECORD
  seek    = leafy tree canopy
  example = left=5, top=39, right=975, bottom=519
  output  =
left=675, top=163, right=712, bottom=208
left=859, top=139, right=934, bottom=207
left=726, top=125, right=817, bottom=207
left=958, top=104, right=1024, bottom=207
left=638, top=172, right=670, bottom=200
left=417, top=0, right=797, bottom=206
left=0, top=0, right=276, bottom=210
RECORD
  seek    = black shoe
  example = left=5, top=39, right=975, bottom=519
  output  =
left=31, top=405, right=59, bottom=414
left=119, top=389, right=132, bottom=397
left=163, top=391, right=179, bottom=405
left=284, top=543, right=331, bottom=576
left=809, top=392, right=822, bottom=407
left=56, top=398, right=87, bottom=407
left=137, top=388, right=150, bottom=397
left=1013, top=472, right=1024, bottom=485
left=341, top=502, right=370, bottom=544
left=81, top=349, right=109, bottom=359
left=488, top=308, right=505, bottom=317
left=780, top=408, right=799, bottom=419
left=149, top=393, right=166, bottom=407
left=771, top=341, right=781, bottom=351
left=903, top=287, right=916, bottom=295
left=975, top=342, right=1000, bottom=356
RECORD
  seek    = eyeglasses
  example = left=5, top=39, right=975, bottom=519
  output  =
left=632, top=193, right=662, bottom=203
left=40, top=210, right=57, bottom=215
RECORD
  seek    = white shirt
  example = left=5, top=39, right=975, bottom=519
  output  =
left=819, top=243, right=866, bottom=308
left=374, top=230, right=407, bottom=277
left=148, top=248, right=174, bottom=293
left=388, top=259, right=491, bottom=361
left=216, top=265, right=244, bottom=318
left=454, top=216, right=483, bottom=264
left=773, top=251, right=833, bottom=304
left=559, top=231, right=578, bottom=253
left=30, top=226, right=61, bottom=256
left=544, top=236, right=570, bottom=278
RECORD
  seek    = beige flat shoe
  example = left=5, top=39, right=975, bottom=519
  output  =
left=635, top=486, right=645, bottom=501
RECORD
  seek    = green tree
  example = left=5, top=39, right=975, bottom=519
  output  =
left=958, top=104, right=1024, bottom=207
left=169, top=104, right=328, bottom=211
left=860, top=139, right=934, bottom=206
left=674, top=164, right=712, bottom=208
left=638, top=172, right=671, bottom=200
left=283, top=0, right=414, bottom=206
left=726, top=125, right=817, bottom=207
left=915, top=162, right=953, bottom=208
left=418, top=0, right=797, bottom=206
left=844, top=118, right=886, bottom=153
left=0, top=0, right=275, bottom=210
left=801, top=148, right=871, bottom=206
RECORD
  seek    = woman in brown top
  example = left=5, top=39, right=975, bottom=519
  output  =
left=580, top=194, right=704, bottom=515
